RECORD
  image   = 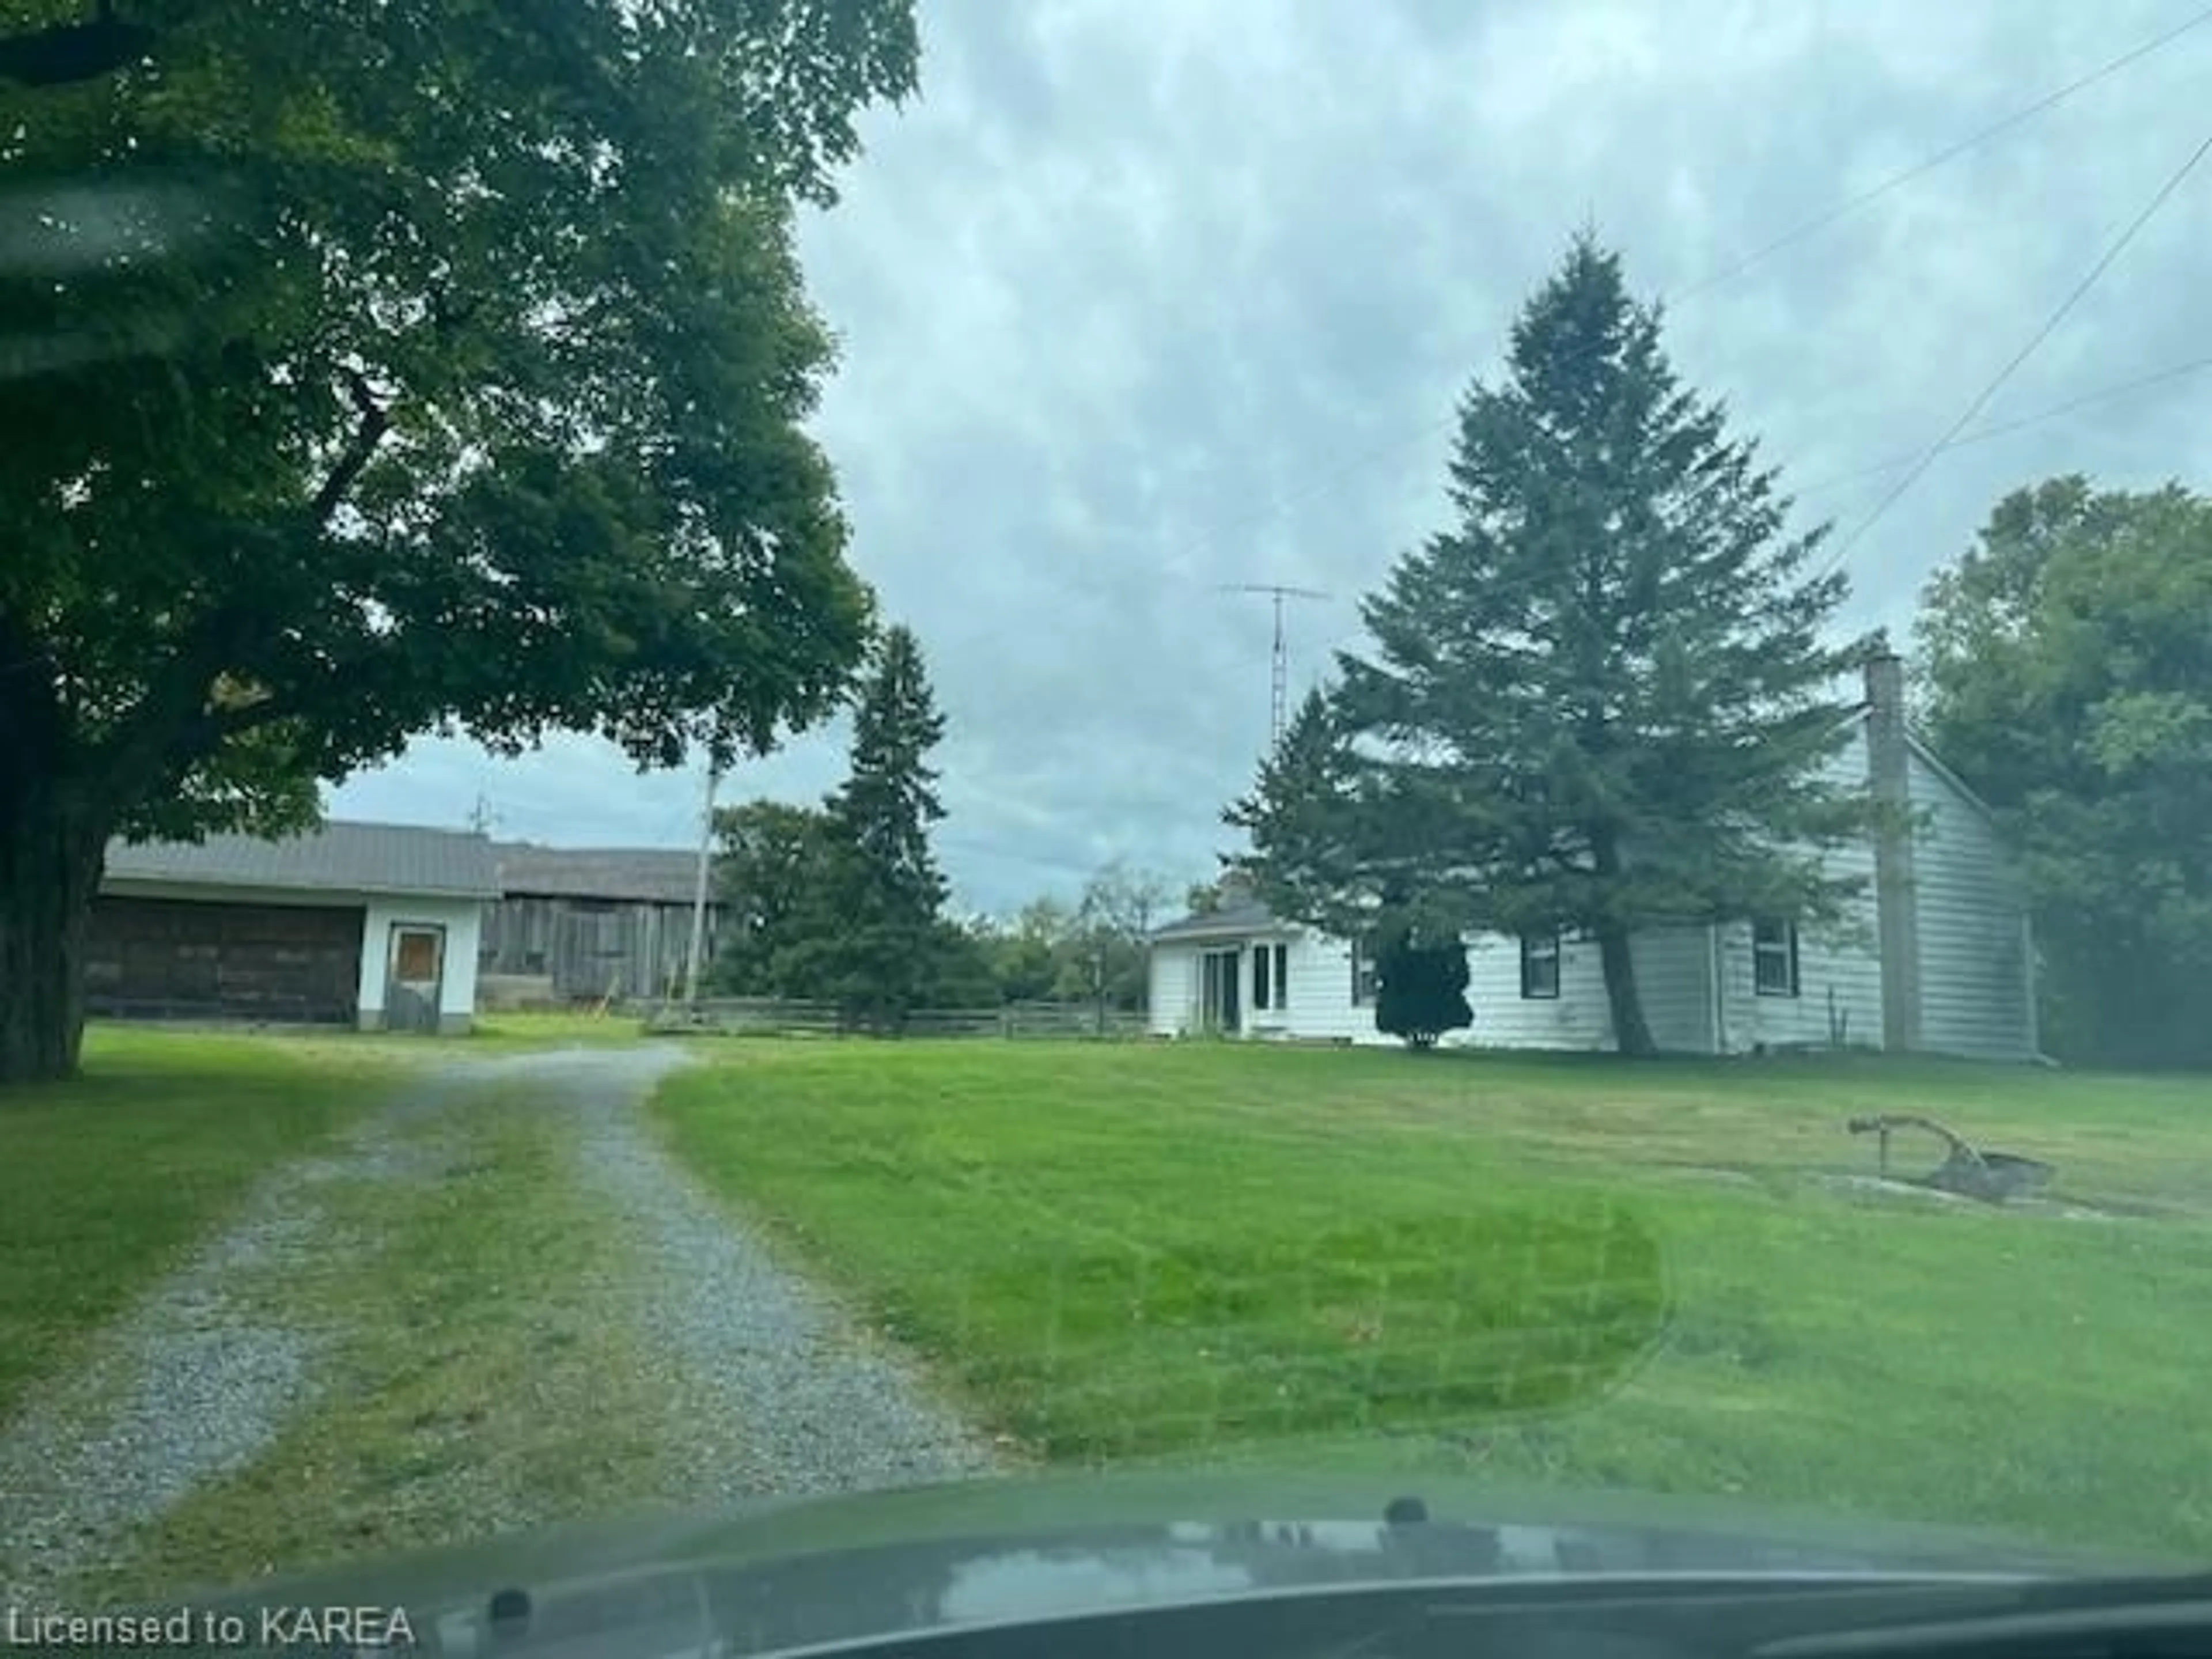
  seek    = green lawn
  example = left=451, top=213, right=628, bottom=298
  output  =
left=653, top=1041, right=2212, bottom=1560
left=0, top=1027, right=402, bottom=1423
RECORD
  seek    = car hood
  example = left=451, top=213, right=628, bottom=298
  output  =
left=158, top=1468, right=2181, bottom=1656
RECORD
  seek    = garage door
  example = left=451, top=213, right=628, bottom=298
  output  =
left=84, top=896, right=366, bottom=1025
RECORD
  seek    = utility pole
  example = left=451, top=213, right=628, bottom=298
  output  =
left=1219, top=583, right=1330, bottom=751
left=681, top=762, right=721, bottom=1009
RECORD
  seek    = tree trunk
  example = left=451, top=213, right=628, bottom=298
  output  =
left=0, top=783, right=108, bottom=1086
left=1593, top=922, right=1658, bottom=1059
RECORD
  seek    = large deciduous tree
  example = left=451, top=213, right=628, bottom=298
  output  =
left=1228, top=235, right=1873, bottom=1056
left=0, top=1, right=919, bottom=1081
left=1058, top=860, right=1176, bottom=1013
left=707, top=799, right=840, bottom=996
left=1916, top=476, right=2212, bottom=1069
left=990, top=898, right=1078, bottom=1003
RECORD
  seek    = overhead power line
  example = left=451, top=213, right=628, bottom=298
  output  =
left=1819, top=122, right=2212, bottom=576
left=1675, top=3, right=2212, bottom=303
left=1791, top=352, right=2212, bottom=497
left=1157, top=5, right=2212, bottom=581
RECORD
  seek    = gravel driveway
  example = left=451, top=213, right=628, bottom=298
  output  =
left=0, top=1045, right=998, bottom=1607
left=543, top=1046, right=999, bottom=1502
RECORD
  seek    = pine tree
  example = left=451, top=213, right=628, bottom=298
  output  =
left=1232, top=234, right=1873, bottom=1055
left=1224, top=688, right=1368, bottom=925
left=775, top=624, right=951, bottom=1029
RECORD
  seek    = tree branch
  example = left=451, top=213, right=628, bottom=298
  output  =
left=309, top=367, right=391, bottom=526
left=93, top=605, right=260, bottom=810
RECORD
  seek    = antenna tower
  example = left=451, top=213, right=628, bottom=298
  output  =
left=1219, top=582, right=1330, bottom=749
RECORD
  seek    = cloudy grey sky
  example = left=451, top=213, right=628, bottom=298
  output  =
left=331, top=0, right=2212, bottom=916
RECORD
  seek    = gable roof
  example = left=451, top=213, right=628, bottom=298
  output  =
left=1150, top=896, right=1293, bottom=942
left=1837, top=699, right=2004, bottom=827
left=492, top=842, right=709, bottom=906
left=103, top=820, right=502, bottom=900
left=1904, top=730, right=2001, bottom=825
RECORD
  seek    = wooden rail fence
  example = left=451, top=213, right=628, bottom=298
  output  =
left=643, top=997, right=1150, bottom=1040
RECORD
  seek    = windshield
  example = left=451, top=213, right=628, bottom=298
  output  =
left=5, top=0, right=2211, bottom=1639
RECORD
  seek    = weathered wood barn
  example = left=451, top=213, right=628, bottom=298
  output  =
left=482, top=843, right=726, bottom=1005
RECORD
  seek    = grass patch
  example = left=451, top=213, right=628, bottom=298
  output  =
left=88, top=1084, right=675, bottom=1604
left=918, top=1205, right=1662, bottom=1459
left=0, top=1027, right=401, bottom=1423
left=654, top=1041, right=2212, bottom=1558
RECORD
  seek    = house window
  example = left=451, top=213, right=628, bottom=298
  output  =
left=1753, top=919, right=1800, bottom=998
left=1350, top=940, right=1378, bottom=1006
left=1251, top=942, right=1289, bottom=1012
left=1519, top=930, right=1561, bottom=1000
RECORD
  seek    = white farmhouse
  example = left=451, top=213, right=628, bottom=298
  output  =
left=1148, top=656, right=2040, bottom=1062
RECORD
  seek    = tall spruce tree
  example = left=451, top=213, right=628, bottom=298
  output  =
left=1229, top=235, right=1873, bottom=1055
left=775, top=624, right=951, bottom=1028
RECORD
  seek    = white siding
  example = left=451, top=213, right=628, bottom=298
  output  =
left=358, top=895, right=486, bottom=1033
left=1146, top=944, right=1198, bottom=1036
left=1714, top=727, right=1884, bottom=1054
left=1279, top=933, right=1388, bottom=1044
left=1264, top=929, right=1616, bottom=1051
left=1275, top=929, right=1622, bottom=1052
left=1905, top=745, right=2036, bottom=1061
left=1462, top=930, right=1614, bottom=1051
left=1713, top=914, right=1883, bottom=1052
left=1154, top=926, right=1703, bottom=1052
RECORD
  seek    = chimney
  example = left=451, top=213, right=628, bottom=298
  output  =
left=1864, top=649, right=1921, bottom=1052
